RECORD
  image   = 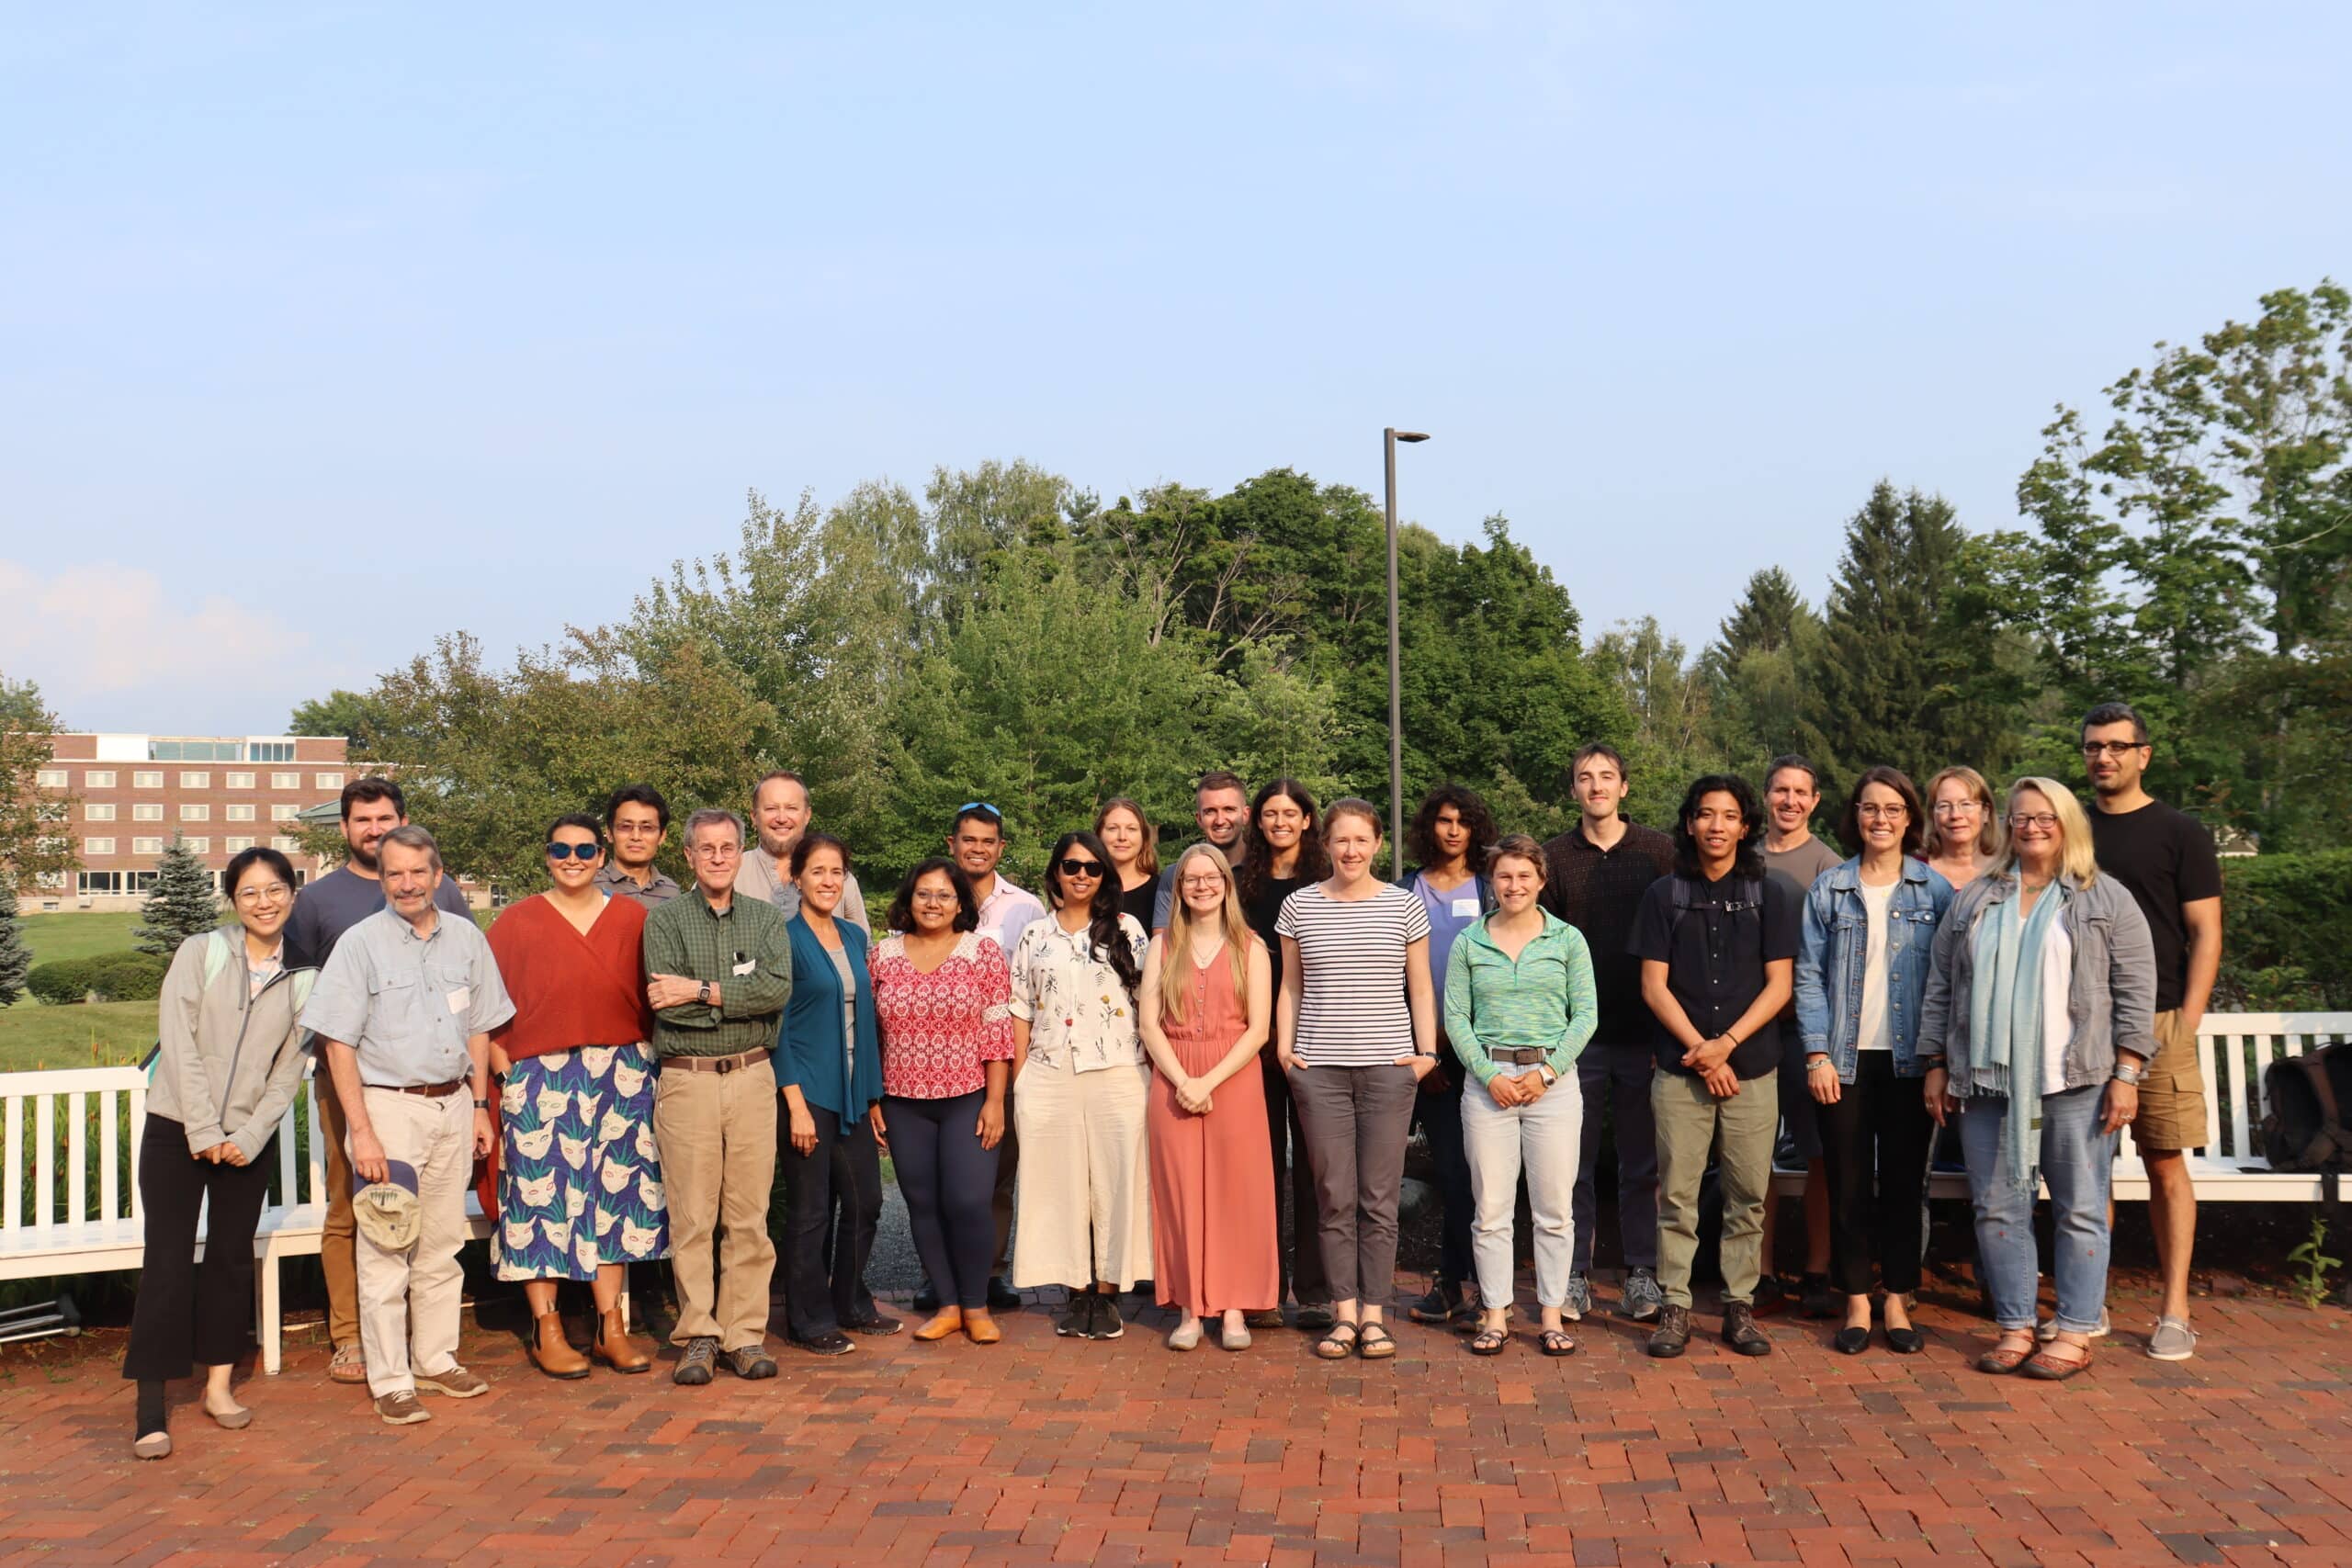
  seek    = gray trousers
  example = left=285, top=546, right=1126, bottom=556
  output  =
left=1572, top=1045, right=1659, bottom=1273
left=1286, top=1062, right=1419, bottom=1306
left=1463, top=1064, right=1584, bottom=1311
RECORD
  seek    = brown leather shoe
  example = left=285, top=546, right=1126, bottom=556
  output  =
left=594, top=1311, right=652, bottom=1374
left=963, top=1309, right=1001, bottom=1345
left=912, top=1306, right=964, bottom=1342
left=529, top=1313, right=590, bottom=1380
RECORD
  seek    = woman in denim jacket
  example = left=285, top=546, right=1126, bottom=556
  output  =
left=1917, top=777, right=2157, bottom=1382
left=1793, top=767, right=1952, bottom=1355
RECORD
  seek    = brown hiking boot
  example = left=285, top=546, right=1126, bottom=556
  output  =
left=1646, top=1303, right=1692, bottom=1359
left=530, top=1313, right=590, bottom=1380
left=1723, top=1302, right=1772, bottom=1357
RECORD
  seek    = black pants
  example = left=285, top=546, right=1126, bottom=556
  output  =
left=1410, top=1066, right=1475, bottom=1285
left=781, top=1104, right=883, bottom=1338
left=1260, top=1048, right=1330, bottom=1305
left=1815, top=1053, right=1932, bottom=1296
left=122, top=1115, right=275, bottom=1382
left=884, top=1092, right=998, bottom=1311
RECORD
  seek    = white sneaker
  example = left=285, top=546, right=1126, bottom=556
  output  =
left=2146, top=1315, right=2198, bottom=1361
left=2036, top=1306, right=2110, bottom=1341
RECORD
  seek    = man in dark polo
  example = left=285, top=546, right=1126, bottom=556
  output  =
left=641, top=807, right=794, bottom=1385
left=598, top=783, right=683, bottom=908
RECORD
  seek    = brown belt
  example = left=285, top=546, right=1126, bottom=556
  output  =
left=665, top=1047, right=770, bottom=1075
left=1491, top=1047, right=1551, bottom=1066
left=394, top=1078, right=469, bottom=1098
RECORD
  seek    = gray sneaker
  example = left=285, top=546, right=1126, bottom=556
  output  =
left=1562, top=1272, right=1590, bottom=1322
left=2037, top=1307, right=2110, bottom=1342
left=413, top=1364, right=488, bottom=1398
left=374, top=1390, right=431, bottom=1426
left=1621, top=1268, right=1664, bottom=1323
left=2146, top=1315, right=2198, bottom=1361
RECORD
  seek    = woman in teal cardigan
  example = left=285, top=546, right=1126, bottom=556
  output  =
left=777, top=833, right=892, bottom=1354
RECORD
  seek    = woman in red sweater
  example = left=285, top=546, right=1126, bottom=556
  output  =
left=487, top=813, right=666, bottom=1378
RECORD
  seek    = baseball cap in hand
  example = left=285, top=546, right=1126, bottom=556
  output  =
left=353, top=1160, right=423, bottom=1250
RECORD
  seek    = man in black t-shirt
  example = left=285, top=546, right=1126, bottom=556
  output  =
left=2082, top=702, right=2222, bottom=1362
left=1628, top=775, right=1798, bottom=1359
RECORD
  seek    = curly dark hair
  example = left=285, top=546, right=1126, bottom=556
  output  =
left=886, top=857, right=978, bottom=934
left=1406, top=784, right=1497, bottom=874
left=1237, top=778, right=1331, bottom=908
left=1672, top=774, right=1765, bottom=879
left=1043, top=830, right=1143, bottom=994
left=1838, top=767, right=1925, bottom=859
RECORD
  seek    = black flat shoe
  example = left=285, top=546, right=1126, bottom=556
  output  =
left=792, top=1331, right=854, bottom=1357
left=1834, top=1325, right=1871, bottom=1355
left=912, top=1283, right=942, bottom=1313
left=1885, top=1325, right=1926, bottom=1355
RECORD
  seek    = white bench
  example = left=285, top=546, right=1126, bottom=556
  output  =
left=2, top=1061, right=491, bottom=1374
left=1770, top=1010, right=2352, bottom=1198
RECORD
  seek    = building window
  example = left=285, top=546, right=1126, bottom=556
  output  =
left=180, top=804, right=210, bottom=822
left=271, top=836, right=301, bottom=852
left=248, top=741, right=295, bottom=762
left=315, top=772, right=345, bottom=789
left=182, top=837, right=209, bottom=854
left=132, top=803, right=163, bottom=821
left=271, top=803, right=300, bottom=821
left=85, top=770, right=117, bottom=788
left=226, top=771, right=254, bottom=788
left=180, top=772, right=210, bottom=789
left=132, top=837, right=164, bottom=855
left=133, top=770, right=163, bottom=788
left=225, top=836, right=255, bottom=853
left=37, top=768, right=69, bottom=788
left=152, top=740, right=240, bottom=761
left=225, top=803, right=255, bottom=821
left=85, top=837, right=116, bottom=856
left=78, top=871, right=123, bottom=896
left=85, top=804, right=116, bottom=821
left=271, top=772, right=300, bottom=790
left=129, top=871, right=160, bottom=893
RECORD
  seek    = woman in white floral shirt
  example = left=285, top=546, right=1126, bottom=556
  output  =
left=1009, top=829, right=1155, bottom=1339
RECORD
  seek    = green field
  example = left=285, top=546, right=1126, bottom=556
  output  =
left=0, top=999, right=153, bottom=1073
left=18, top=911, right=144, bottom=965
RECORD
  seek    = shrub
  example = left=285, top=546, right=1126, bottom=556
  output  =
left=2218, top=851, right=2352, bottom=1010
left=23, top=951, right=169, bottom=1005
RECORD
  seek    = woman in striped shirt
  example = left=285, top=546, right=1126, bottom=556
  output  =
left=1275, top=797, right=1439, bottom=1359
left=1443, top=834, right=1598, bottom=1356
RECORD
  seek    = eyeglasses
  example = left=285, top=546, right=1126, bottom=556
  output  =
left=687, top=842, right=741, bottom=860
left=2081, top=741, right=2145, bottom=758
left=233, top=883, right=293, bottom=906
left=910, top=890, right=960, bottom=905
left=2007, top=812, right=2061, bottom=830
left=545, top=842, right=602, bottom=861
left=1179, top=875, right=1224, bottom=891
left=1056, top=858, right=1104, bottom=878
left=1854, top=805, right=1907, bottom=821
left=1931, top=801, right=1981, bottom=817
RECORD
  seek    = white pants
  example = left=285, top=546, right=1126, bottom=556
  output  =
left=1012, top=1059, right=1154, bottom=1292
left=350, top=1087, right=473, bottom=1398
left=1461, top=1063, right=1583, bottom=1312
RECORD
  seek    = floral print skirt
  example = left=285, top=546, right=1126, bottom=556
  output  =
left=493, top=1043, right=669, bottom=1281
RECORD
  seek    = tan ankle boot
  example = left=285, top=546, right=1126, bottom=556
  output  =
left=531, top=1312, right=591, bottom=1380
left=594, top=1310, right=651, bottom=1374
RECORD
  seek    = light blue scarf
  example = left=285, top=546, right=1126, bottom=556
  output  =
left=1966, top=878, right=2069, bottom=1189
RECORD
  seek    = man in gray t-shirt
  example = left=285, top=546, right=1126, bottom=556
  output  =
left=1759, top=754, right=1843, bottom=1312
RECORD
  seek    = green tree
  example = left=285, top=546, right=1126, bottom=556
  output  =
left=1702, top=569, right=1824, bottom=778
left=135, top=837, right=221, bottom=956
left=0, top=673, right=77, bottom=893
left=1588, top=617, right=1723, bottom=829
left=0, top=874, right=31, bottom=1006
left=288, top=690, right=401, bottom=750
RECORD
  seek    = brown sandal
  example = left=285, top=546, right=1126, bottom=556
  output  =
left=1976, top=1331, right=2037, bottom=1374
left=2023, top=1339, right=2093, bottom=1381
left=1314, top=1323, right=1360, bottom=1360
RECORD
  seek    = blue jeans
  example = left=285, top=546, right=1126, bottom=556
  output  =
left=1956, top=1085, right=2115, bottom=1333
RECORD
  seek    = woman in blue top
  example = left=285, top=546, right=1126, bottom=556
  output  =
left=777, top=832, right=892, bottom=1355
left=1792, top=767, right=1953, bottom=1355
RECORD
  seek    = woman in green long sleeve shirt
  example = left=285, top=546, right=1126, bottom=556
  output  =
left=1443, top=834, right=1598, bottom=1357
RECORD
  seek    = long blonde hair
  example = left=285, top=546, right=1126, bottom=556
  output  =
left=1991, top=777, right=2099, bottom=890
left=1156, top=843, right=1252, bottom=1025
left=1922, top=765, right=2003, bottom=861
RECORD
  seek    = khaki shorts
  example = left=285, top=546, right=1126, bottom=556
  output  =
left=2130, top=1010, right=2208, bottom=1154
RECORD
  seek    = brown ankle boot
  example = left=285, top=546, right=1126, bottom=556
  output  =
left=531, top=1312, right=590, bottom=1379
left=912, top=1306, right=964, bottom=1341
left=594, top=1310, right=651, bottom=1374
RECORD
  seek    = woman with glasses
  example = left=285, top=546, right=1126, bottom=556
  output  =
left=1139, top=844, right=1277, bottom=1350
left=126, top=847, right=314, bottom=1458
left=1918, top=778, right=2157, bottom=1382
left=1922, top=766, right=2003, bottom=889
left=1792, top=768, right=1952, bottom=1355
left=1096, top=796, right=1161, bottom=931
left=871, top=858, right=1013, bottom=1344
left=485, top=812, right=664, bottom=1379
left=1008, top=830, right=1154, bottom=1339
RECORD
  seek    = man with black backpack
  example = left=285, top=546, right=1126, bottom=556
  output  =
left=1630, top=774, right=1800, bottom=1359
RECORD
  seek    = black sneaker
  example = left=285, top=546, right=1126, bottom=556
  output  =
left=987, top=1276, right=1022, bottom=1312
left=1295, top=1302, right=1336, bottom=1331
left=1057, top=1293, right=1097, bottom=1337
left=792, top=1331, right=854, bottom=1357
left=843, top=1311, right=904, bottom=1337
left=1090, top=1292, right=1125, bottom=1339
left=673, top=1336, right=718, bottom=1385
left=1408, top=1279, right=1464, bottom=1325
left=1646, top=1304, right=1692, bottom=1359
left=1723, top=1302, right=1772, bottom=1357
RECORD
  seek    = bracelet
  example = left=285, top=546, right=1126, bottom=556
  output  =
left=1807, top=1057, right=1835, bottom=1072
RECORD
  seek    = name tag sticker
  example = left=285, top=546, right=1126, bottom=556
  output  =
left=731, top=960, right=757, bottom=976
left=1451, top=898, right=1481, bottom=918
left=446, top=985, right=471, bottom=1015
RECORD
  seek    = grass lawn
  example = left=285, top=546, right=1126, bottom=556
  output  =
left=18, top=911, right=144, bottom=965
left=0, top=999, right=153, bottom=1073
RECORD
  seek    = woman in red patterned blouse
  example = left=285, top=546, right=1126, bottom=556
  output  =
left=870, top=857, right=1014, bottom=1345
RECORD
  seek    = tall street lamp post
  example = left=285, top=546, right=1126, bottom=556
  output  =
left=1384, top=427, right=1430, bottom=867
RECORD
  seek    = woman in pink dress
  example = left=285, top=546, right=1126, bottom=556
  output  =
left=1138, top=843, right=1278, bottom=1351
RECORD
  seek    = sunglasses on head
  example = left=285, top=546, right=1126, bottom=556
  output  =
left=958, top=801, right=1002, bottom=820
left=1056, top=857, right=1104, bottom=878
left=545, top=841, right=602, bottom=861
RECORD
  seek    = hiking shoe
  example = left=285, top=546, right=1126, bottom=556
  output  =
left=1621, top=1269, right=1664, bottom=1323
left=1562, top=1273, right=1590, bottom=1323
left=1646, top=1303, right=1692, bottom=1358
left=415, top=1364, right=488, bottom=1398
left=374, top=1391, right=431, bottom=1426
left=1295, top=1302, right=1336, bottom=1331
left=673, top=1337, right=718, bottom=1385
left=1057, top=1293, right=1097, bottom=1337
left=328, top=1341, right=368, bottom=1384
left=726, top=1345, right=778, bottom=1380
left=2146, top=1315, right=2198, bottom=1361
left=1409, top=1278, right=1464, bottom=1325
left=2037, top=1307, right=2111, bottom=1341
left=1723, top=1302, right=1772, bottom=1357
left=1089, top=1293, right=1125, bottom=1340
left=1245, top=1307, right=1287, bottom=1329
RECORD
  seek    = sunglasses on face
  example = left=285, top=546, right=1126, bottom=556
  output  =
left=1057, top=858, right=1104, bottom=878
left=546, top=842, right=602, bottom=861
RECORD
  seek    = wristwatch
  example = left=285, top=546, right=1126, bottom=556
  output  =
left=472, top=1097, right=490, bottom=1109
left=2111, top=1060, right=2145, bottom=1085
left=697, top=980, right=712, bottom=1005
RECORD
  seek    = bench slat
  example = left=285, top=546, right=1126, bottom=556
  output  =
left=101, top=1087, right=120, bottom=1224
left=68, top=1090, right=87, bottom=1226
left=3, top=1095, right=19, bottom=1232
left=34, top=1095, right=54, bottom=1228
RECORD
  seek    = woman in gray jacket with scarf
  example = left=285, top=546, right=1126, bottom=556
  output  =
left=126, top=846, right=316, bottom=1458
left=1917, top=778, right=2157, bottom=1382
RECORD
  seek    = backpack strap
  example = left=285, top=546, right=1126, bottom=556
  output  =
left=200, top=927, right=234, bottom=989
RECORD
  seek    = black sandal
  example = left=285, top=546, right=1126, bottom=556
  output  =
left=1314, top=1322, right=1360, bottom=1360
left=1538, top=1328, right=1577, bottom=1358
left=1355, top=1323, right=1396, bottom=1359
left=1469, top=1326, right=1509, bottom=1356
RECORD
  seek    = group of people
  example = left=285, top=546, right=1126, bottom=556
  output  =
left=121, top=698, right=2223, bottom=1455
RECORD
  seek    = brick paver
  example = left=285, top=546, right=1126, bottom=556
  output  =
left=4, top=1285, right=2348, bottom=1566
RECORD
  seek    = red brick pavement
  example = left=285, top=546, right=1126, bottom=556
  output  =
left=5, top=1285, right=2349, bottom=1567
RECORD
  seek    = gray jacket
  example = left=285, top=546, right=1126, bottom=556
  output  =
left=146, top=929, right=316, bottom=1163
left=1917, top=870, right=2159, bottom=1095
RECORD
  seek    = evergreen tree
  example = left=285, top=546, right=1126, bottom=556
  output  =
left=1713, top=567, right=1808, bottom=661
left=135, top=837, right=221, bottom=957
left=0, top=876, right=30, bottom=1007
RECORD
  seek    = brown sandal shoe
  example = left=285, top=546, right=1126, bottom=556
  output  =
left=2023, top=1340, right=2093, bottom=1381
left=1975, top=1332, right=2037, bottom=1374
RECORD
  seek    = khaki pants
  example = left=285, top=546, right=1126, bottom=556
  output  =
left=319, top=1083, right=362, bottom=1348
left=1653, top=1068, right=1778, bottom=1310
left=652, top=1059, right=778, bottom=1351
left=349, top=1087, right=474, bottom=1399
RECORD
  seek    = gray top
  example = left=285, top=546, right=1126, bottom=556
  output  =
left=595, top=862, right=683, bottom=908
left=1762, top=835, right=1843, bottom=900
left=301, top=908, right=515, bottom=1088
left=828, top=945, right=858, bottom=1082
left=284, top=864, right=473, bottom=971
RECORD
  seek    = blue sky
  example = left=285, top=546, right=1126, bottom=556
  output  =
left=6, top=2, right=2346, bottom=734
